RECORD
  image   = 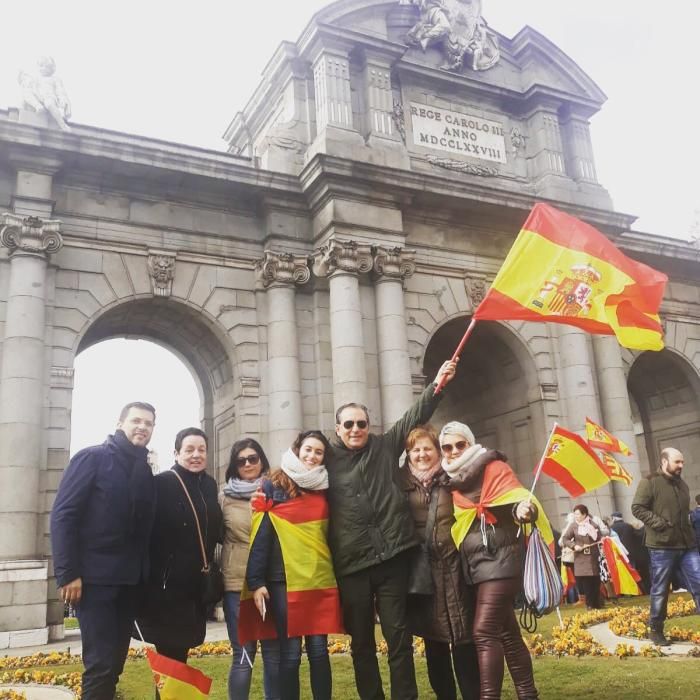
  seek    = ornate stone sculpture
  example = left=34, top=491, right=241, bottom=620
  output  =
left=18, top=57, right=72, bottom=131
left=465, top=275, right=488, bottom=306
left=0, top=213, right=63, bottom=257
left=403, top=0, right=500, bottom=72
left=256, top=250, right=311, bottom=288
left=373, top=246, right=416, bottom=280
left=312, top=239, right=374, bottom=278
left=147, top=253, right=176, bottom=297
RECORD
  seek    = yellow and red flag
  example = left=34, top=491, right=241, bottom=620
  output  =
left=451, top=459, right=554, bottom=552
left=146, top=649, right=211, bottom=700
left=473, top=203, right=667, bottom=351
left=539, top=426, right=610, bottom=497
left=600, top=452, right=634, bottom=486
left=239, top=491, right=343, bottom=645
left=601, top=537, right=642, bottom=596
left=585, top=417, right=633, bottom=456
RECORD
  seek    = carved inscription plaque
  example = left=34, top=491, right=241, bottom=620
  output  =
left=410, top=102, right=506, bottom=164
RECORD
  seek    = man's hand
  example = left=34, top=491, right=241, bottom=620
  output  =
left=515, top=501, right=534, bottom=522
left=434, top=359, right=458, bottom=387
left=253, top=586, right=269, bottom=619
left=59, top=577, right=82, bottom=606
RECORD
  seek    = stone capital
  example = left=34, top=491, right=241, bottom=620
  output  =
left=311, top=239, right=373, bottom=278
left=373, top=246, right=416, bottom=281
left=0, top=213, right=63, bottom=258
left=256, top=250, right=311, bottom=289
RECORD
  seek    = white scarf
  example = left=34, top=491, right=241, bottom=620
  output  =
left=442, top=443, right=487, bottom=478
left=280, top=448, right=328, bottom=491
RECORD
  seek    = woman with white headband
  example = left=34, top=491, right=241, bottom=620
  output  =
left=440, top=421, right=547, bottom=700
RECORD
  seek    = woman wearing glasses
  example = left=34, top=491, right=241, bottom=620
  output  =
left=400, top=424, right=479, bottom=700
left=440, top=421, right=544, bottom=700
left=221, top=439, right=280, bottom=699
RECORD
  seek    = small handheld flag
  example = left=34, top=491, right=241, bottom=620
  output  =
left=585, top=417, right=633, bottom=456
left=146, top=649, right=212, bottom=700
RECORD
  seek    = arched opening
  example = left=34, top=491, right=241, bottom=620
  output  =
left=422, top=317, right=557, bottom=509
left=71, top=339, right=200, bottom=471
left=628, top=349, right=700, bottom=492
left=73, top=298, right=237, bottom=482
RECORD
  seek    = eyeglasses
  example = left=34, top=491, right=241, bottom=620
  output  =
left=342, top=420, right=368, bottom=430
left=235, top=454, right=260, bottom=467
left=441, top=440, right=468, bottom=454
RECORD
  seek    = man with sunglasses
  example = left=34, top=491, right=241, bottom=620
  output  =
left=326, top=360, right=457, bottom=700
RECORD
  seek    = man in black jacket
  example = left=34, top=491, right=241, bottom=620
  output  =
left=51, top=402, right=156, bottom=700
left=327, top=361, right=456, bottom=700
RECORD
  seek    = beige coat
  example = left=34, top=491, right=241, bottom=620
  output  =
left=221, top=494, right=253, bottom=592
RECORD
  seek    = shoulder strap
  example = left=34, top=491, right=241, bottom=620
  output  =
left=424, top=485, right=441, bottom=547
left=170, top=470, right=209, bottom=572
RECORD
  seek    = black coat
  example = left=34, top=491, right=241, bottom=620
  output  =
left=50, top=431, right=155, bottom=587
left=137, top=464, right=222, bottom=650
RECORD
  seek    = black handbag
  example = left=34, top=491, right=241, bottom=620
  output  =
left=171, top=471, right=224, bottom=606
left=407, top=486, right=440, bottom=596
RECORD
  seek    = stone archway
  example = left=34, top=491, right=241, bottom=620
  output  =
left=422, top=316, right=561, bottom=515
left=628, top=349, right=700, bottom=492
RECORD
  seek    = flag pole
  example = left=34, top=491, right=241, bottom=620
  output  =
left=529, top=422, right=558, bottom=499
left=434, top=318, right=477, bottom=395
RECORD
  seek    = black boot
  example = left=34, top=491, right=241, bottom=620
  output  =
left=649, top=623, right=668, bottom=646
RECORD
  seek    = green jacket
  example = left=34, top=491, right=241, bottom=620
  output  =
left=326, top=383, right=443, bottom=577
left=631, top=471, right=695, bottom=549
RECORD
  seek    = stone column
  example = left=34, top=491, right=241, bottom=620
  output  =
left=373, top=247, right=416, bottom=427
left=556, top=325, right=615, bottom=514
left=592, top=335, right=641, bottom=517
left=257, top=251, right=310, bottom=465
left=312, top=239, right=373, bottom=410
left=0, top=214, right=61, bottom=647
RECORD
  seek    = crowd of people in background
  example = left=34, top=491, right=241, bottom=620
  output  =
left=49, top=367, right=700, bottom=700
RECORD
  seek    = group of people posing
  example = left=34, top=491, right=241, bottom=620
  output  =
left=51, top=359, right=551, bottom=700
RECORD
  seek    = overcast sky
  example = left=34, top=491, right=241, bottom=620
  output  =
left=2, top=1, right=696, bottom=461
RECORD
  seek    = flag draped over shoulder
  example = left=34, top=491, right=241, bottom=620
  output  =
left=239, top=491, right=343, bottom=645
left=585, top=417, right=633, bottom=456
left=539, top=426, right=611, bottom=497
left=146, top=649, right=211, bottom=700
left=473, top=203, right=667, bottom=351
left=451, top=459, right=554, bottom=552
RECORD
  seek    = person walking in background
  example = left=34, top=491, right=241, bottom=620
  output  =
left=221, top=438, right=280, bottom=699
left=631, top=447, right=700, bottom=645
left=562, top=505, right=603, bottom=610
left=691, top=494, right=700, bottom=553
left=441, top=421, right=545, bottom=700
left=400, top=424, right=479, bottom=700
left=243, top=430, right=342, bottom=700
left=137, top=428, right=222, bottom=664
left=326, top=361, right=457, bottom=700
left=51, top=402, right=157, bottom=700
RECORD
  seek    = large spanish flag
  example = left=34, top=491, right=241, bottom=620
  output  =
left=540, top=426, right=611, bottom=497
left=473, top=203, right=667, bottom=350
left=585, top=417, right=633, bottom=456
left=239, top=491, right=343, bottom=645
left=451, top=459, right=554, bottom=552
left=146, top=649, right=211, bottom=700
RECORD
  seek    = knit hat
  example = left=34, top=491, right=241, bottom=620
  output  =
left=439, top=421, right=475, bottom=447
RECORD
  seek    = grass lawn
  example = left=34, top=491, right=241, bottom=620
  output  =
left=44, top=594, right=698, bottom=698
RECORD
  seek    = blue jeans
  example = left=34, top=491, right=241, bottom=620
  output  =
left=267, top=581, right=331, bottom=700
left=223, top=591, right=280, bottom=699
left=648, top=548, right=700, bottom=626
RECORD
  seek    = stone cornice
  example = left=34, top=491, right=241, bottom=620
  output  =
left=0, top=213, right=63, bottom=258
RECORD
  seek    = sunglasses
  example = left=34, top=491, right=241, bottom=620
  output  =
left=441, top=440, right=468, bottom=454
left=342, top=420, right=368, bottom=430
left=235, top=454, right=260, bottom=467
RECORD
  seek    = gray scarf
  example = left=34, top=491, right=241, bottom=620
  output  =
left=442, top=443, right=487, bottom=478
left=280, top=448, right=328, bottom=491
left=223, top=476, right=263, bottom=500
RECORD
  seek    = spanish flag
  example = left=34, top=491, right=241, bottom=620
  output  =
left=600, top=452, right=633, bottom=486
left=239, top=491, right=343, bottom=644
left=473, top=203, right=667, bottom=351
left=451, top=459, right=554, bottom=552
left=585, top=417, right=633, bottom=456
left=146, top=649, right=211, bottom=700
left=539, top=426, right=610, bottom=497
left=601, top=537, right=642, bottom=596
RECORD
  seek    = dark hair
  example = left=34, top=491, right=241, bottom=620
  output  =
left=335, top=402, right=369, bottom=425
left=225, top=438, right=270, bottom=482
left=695, top=494, right=700, bottom=505
left=291, top=430, right=331, bottom=458
left=573, top=504, right=589, bottom=517
left=119, top=401, right=156, bottom=422
left=174, top=427, right=208, bottom=452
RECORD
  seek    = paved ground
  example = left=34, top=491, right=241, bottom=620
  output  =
left=587, top=621, right=696, bottom=655
left=0, top=684, right=75, bottom=698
